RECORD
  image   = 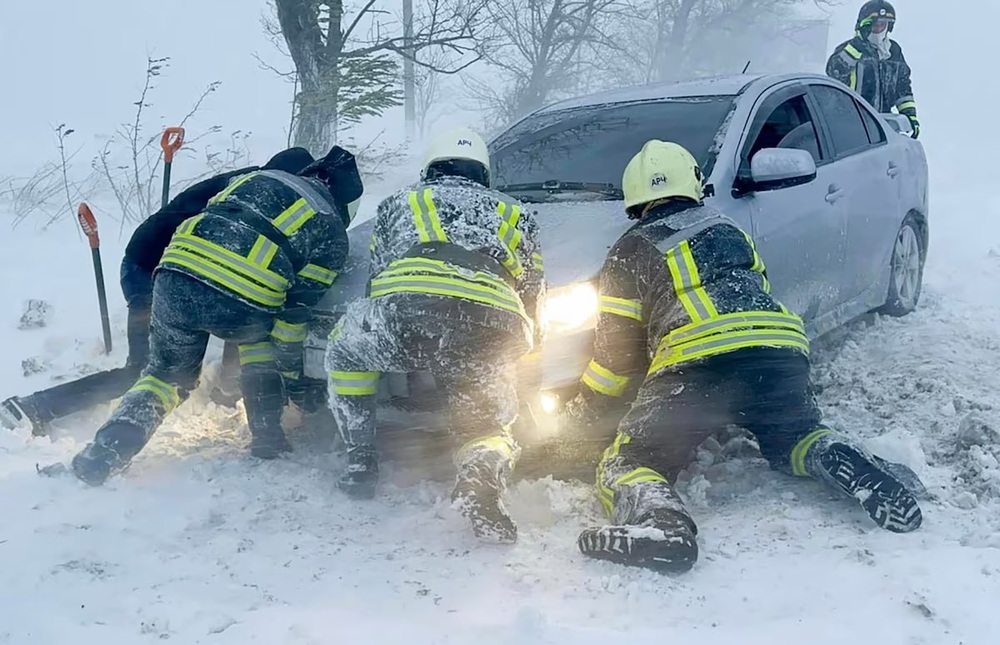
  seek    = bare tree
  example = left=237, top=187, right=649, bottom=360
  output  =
left=465, top=0, right=624, bottom=130
left=266, top=0, right=488, bottom=155
left=603, top=0, right=842, bottom=86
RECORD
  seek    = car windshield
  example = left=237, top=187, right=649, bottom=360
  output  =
left=490, top=96, right=737, bottom=203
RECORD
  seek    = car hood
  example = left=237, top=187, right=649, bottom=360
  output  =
left=314, top=200, right=634, bottom=314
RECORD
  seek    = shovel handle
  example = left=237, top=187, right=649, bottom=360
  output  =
left=77, top=203, right=100, bottom=250
left=160, top=127, right=185, bottom=163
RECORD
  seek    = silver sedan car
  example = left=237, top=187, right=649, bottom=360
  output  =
left=302, top=72, right=929, bottom=459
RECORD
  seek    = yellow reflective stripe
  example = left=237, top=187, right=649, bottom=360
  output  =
left=667, top=310, right=805, bottom=345
left=208, top=172, right=257, bottom=205
left=329, top=370, right=379, bottom=396
left=379, top=258, right=513, bottom=292
left=160, top=249, right=286, bottom=308
left=844, top=44, right=862, bottom=59
left=170, top=234, right=289, bottom=291
left=614, top=467, right=668, bottom=488
left=409, top=189, right=447, bottom=243
left=248, top=236, right=280, bottom=268
left=849, top=68, right=858, bottom=90
left=596, top=432, right=631, bottom=516
left=281, top=370, right=300, bottom=379
left=496, top=202, right=524, bottom=278
left=176, top=214, right=203, bottom=236
left=897, top=101, right=916, bottom=112
left=272, top=197, right=316, bottom=235
left=665, top=240, right=718, bottom=323
left=297, top=263, right=338, bottom=286
left=457, top=434, right=517, bottom=460
left=238, top=341, right=275, bottom=365
left=128, top=374, right=181, bottom=412
left=581, top=360, right=631, bottom=397
left=271, top=320, right=308, bottom=343
left=370, top=274, right=526, bottom=317
left=531, top=252, right=544, bottom=271
left=790, top=428, right=833, bottom=477
left=598, top=295, right=642, bottom=322
left=650, top=328, right=809, bottom=374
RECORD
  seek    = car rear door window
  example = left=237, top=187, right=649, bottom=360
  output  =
left=811, top=85, right=872, bottom=157
left=748, top=95, right=824, bottom=164
left=856, top=100, right=887, bottom=145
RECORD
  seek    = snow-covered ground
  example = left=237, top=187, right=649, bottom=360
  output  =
left=3, top=161, right=999, bottom=644
left=3, top=2, right=1000, bottom=643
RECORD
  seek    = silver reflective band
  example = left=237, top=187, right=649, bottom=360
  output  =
left=258, top=169, right=337, bottom=214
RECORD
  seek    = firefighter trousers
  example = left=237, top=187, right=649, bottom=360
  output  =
left=325, top=293, right=532, bottom=469
left=597, top=346, right=829, bottom=525
left=91, top=270, right=284, bottom=462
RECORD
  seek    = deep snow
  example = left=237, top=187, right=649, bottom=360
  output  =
left=3, top=1, right=1000, bottom=643
left=2, top=166, right=1000, bottom=644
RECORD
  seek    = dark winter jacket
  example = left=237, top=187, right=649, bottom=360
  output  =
left=568, top=201, right=808, bottom=416
left=120, top=147, right=316, bottom=307
left=826, top=36, right=917, bottom=118
left=367, top=175, right=546, bottom=347
left=156, top=169, right=351, bottom=379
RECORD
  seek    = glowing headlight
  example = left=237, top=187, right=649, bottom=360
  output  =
left=539, top=391, right=560, bottom=414
left=541, top=282, right=598, bottom=334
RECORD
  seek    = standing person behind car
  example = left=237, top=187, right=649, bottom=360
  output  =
left=559, top=139, right=924, bottom=574
left=67, top=145, right=362, bottom=486
left=324, top=126, right=546, bottom=544
left=827, top=1, right=919, bottom=138
left=0, top=148, right=317, bottom=436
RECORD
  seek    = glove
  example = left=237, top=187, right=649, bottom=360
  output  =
left=284, top=375, right=327, bottom=414
left=907, top=114, right=920, bottom=139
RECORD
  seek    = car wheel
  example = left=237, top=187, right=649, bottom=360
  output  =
left=879, top=215, right=924, bottom=317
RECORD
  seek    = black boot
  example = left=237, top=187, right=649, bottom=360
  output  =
left=452, top=449, right=518, bottom=544
left=805, top=437, right=923, bottom=533
left=0, top=396, right=45, bottom=435
left=578, top=508, right=699, bottom=574
left=71, top=421, right=147, bottom=486
left=249, top=429, right=292, bottom=459
left=338, top=444, right=379, bottom=499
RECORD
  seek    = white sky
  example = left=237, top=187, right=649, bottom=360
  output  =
left=0, top=0, right=995, bottom=185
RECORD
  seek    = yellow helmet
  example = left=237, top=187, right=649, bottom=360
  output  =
left=622, top=140, right=704, bottom=217
left=420, top=127, right=491, bottom=187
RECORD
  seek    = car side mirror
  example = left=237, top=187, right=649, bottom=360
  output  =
left=749, top=148, right=817, bottom=192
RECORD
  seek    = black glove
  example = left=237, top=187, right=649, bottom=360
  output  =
left=285, top=376, right=327, bottom=414
left=907, top=114, right=920, bottom=139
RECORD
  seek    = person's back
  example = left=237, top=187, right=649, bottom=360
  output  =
left=826, top=0, right=919, bottom=136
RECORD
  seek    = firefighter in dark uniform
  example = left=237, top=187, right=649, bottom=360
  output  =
left=0, top=148, right=317, bottom=436
left=69, top=145, right=363, bottom=486
left=325, top=127, right=546, bottom=544
left=827, top=1, right=919, bottom=138
left=560, top=140, right=924, bottom=574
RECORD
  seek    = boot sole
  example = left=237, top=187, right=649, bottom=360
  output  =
left=578, top=525, right=698, bottom=574
left=822, top=443, right=923, bottom=533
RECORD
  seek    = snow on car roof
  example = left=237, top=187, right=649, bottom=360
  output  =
left=533, top=74, right=766, bottom=114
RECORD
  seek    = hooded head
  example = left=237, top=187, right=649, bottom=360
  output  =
left=262, top=147, right=315, bottom=174
left=298, top=145, right=365, bottom=226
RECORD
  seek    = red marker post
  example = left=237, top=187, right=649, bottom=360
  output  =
left=160, top=126, right=185, bottom=208
left=77, top=203, right=112, bottom=354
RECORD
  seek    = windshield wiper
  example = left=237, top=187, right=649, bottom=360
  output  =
left=495, top=180, right=624, bottom=200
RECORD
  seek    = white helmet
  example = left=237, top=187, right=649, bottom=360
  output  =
left=420, top=127, right=491, bottom=187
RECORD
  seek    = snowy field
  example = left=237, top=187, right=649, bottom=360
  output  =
left=3, top=2, right=1000, bottom=644
left=2, top=154, right=999, bottom=644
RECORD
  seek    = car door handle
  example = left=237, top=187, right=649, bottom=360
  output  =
left=887, top=162, right=900, bottom=178
left=825, top=185, right=844, bottom=204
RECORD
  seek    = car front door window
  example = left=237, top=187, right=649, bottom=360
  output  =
left=811, top=85, right=872, bottom=157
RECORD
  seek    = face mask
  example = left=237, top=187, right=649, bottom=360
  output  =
left=867, top=25, right=892, bottom=60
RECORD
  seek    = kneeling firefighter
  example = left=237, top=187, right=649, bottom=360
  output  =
left=324, top=127, right=545, bottom=543
left=69, top=145, right=363, bottom=486
left=560, top=140, right=924, bottom=573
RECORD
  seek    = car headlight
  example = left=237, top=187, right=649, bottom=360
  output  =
left=541, top=282, right=598, bottom=334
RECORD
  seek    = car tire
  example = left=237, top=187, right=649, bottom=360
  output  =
left=879, top=214, right=925, bottom=317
